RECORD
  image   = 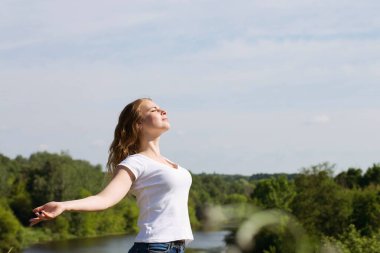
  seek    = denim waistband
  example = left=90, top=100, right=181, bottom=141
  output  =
left=135, top=240, right=185, bottom=247
left=130, top=240, right=185, bottom=253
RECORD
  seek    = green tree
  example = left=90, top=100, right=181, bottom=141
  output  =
left=251, top=176, right=296, bottom=212
left=291, top=163, right=352, bottom=236
left=225, top=194, right=248, bottom=204
left=335, top=168, right=363, bottom=189
left=351, top=186, right=380, bottom=236
left=362, top=164, right=380, bottom=186
left=120, top=197, right=140, bottom=234
left=323, top=224, right=380, bottom=253
left=0, top=200, right=23, bottom=253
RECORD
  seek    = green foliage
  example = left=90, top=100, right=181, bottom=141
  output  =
left=1, top=151, right=380, bottom=252
left=191, top=173, right=254, bottom=206
left=0, top=152, right=140, bottom=250
left=20, top=227, right=56, bottom=249
left=188, top=196, right=201, bottom=229
left=225, top=194, right=248, bottom=204
left=189, top=172, right=254, bottom=225
left=335, top=168, right=363, bottom=189
left=362, top=163, right=380, bottom=187
left=120, top=198, right=140, bottom=234
left=249, top=173, right=298, bottom=181
left=251, top=176, right=296, bottom=212
left=25, top=152, right=104, bottom=207
left=0, top=200, right=23, bottom=253
left=251, top=227, right=298, bottom=253
left=291, top=162, right=352, bottom=236
left=225, top=209, right=314, bottom=253
left=350, top=186, right=380, bottom=236
left=65, top=188, right=128, bottom=237
left=9, top=191, right=32, bottom=226
left=323, top=224, right=380, bottom=253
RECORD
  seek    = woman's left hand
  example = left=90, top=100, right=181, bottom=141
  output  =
left=29, top=201, right=65, bottom=226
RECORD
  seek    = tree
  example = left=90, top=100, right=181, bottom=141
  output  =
left=225, top=194, right=248, bottom=204
left=362, top=164, right=380, bottom=186
left=335, top=168, right=363, bottom=189
left=323, top=224, right=380, bottom=253
left=291, top=163, right=352, bottom=236
left=0, top=200, right=23, bottom=253
left=351, top=186, right=380, bottom=236
left=251, top=176, right=296, bottom=212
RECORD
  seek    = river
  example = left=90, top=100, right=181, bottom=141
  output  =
left=23, top=231, right=230, bottom=253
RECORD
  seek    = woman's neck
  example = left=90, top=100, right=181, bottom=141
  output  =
left=138, top=138, right=162, bottom=159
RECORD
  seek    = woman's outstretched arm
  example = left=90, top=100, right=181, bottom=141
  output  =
left=29, top=166, right=135, bottom=226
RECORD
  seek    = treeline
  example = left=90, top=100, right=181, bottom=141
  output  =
left=237, top=163, right=380, bottom=253
left=0, top=152, right=380, bottom=253
left=0, top=152, right=139, bottom=252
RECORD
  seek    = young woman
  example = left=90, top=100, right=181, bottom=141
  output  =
left=30, top=98, right=194, bottom=253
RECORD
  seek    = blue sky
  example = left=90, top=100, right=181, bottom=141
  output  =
left=1, top=0, right=379, bottom=175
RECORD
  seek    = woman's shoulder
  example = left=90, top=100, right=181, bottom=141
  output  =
left=119, top=153, right=147, bottom=167
left=118, top=154, right=149, bottom=177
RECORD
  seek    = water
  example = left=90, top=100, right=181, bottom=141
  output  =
left=23, top=231, right=230, bottom=253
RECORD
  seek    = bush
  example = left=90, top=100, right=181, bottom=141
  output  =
left=0, top=203, right=23, bottom=253
left=323, top=224, right=380, bottom=253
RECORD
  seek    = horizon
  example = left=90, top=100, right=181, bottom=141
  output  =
left=1, top=150, right=377, bottom=177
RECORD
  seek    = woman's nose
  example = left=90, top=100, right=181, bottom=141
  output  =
left=161, top=109, right=167, bottom=115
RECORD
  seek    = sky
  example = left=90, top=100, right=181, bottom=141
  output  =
left=0, top=0, right=379, bottom=175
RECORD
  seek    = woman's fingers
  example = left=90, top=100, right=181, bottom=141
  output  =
left=29, top=220, right=39, bottom=226
left=29, top=217, right=42, bottom=226
left=31, top=220, right=42, bottom=226
left=30, top=202, right=62, bottom=226
left=32, top=206, right=43, bottom=213
left=36, top=211, right=52, bottom=220
left=29, top=210, right=53, bottom=226
left=41, top=210, right=54, bottom=218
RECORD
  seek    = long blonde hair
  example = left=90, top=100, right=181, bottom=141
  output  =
left=107, top=98, right=151, bottom=176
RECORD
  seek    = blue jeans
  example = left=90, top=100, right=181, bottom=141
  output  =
left=128, top=241, right=186, bottom=253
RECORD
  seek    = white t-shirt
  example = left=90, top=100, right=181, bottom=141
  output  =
left=118, top=154, right=194, bottom=246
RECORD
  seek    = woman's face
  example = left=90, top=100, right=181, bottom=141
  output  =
left=138, top=100, right=170, bottom=137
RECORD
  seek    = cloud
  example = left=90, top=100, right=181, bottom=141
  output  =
left=1, top=0, right=378, bottom=54
left=307, top=114, right=330, bottom=125
left=245, top=1, right=380, bottom=38
left=184, top=38, right=380, bottom=66
left=0, top=0, right=379, bottom=173
left=165, top=108, right=380, bottom=174
left=0, top=1, right=167, bottom=50
left=38, top=144, right=49, bottom=151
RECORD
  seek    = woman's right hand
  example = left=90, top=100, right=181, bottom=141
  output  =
left=29, top=201, right=65, bottom=226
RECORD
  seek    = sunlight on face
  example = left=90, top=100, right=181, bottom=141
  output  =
left=139, top=100, right=170, bottom=137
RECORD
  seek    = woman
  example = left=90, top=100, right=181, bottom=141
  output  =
left=30, top=98, right=194, bottom=253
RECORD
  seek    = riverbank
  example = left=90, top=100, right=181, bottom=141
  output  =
left=23, top=231, right=230, bottom=253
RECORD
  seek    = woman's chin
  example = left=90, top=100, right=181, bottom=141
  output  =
left=164, top=122, right=171, bottom=129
